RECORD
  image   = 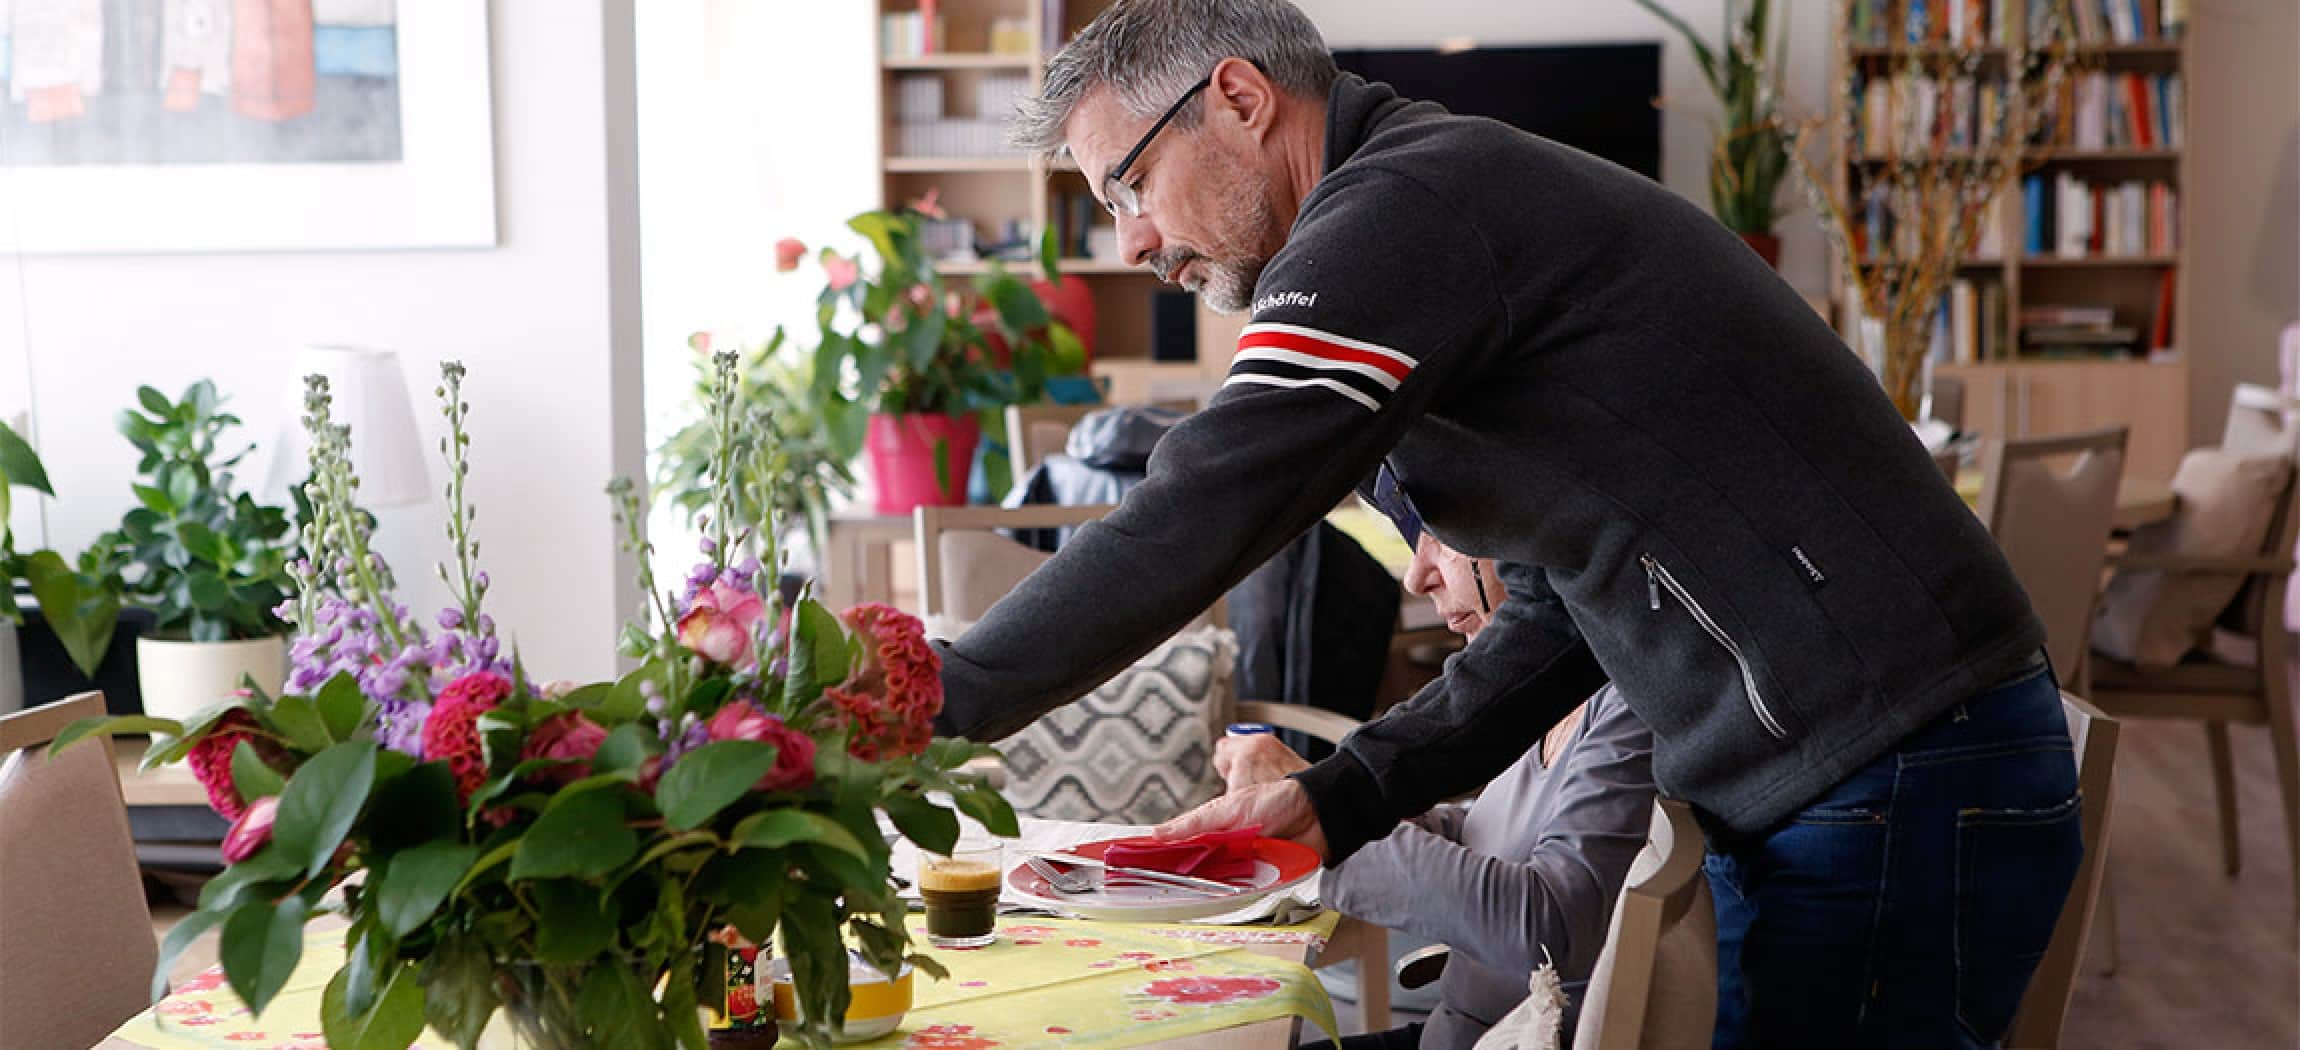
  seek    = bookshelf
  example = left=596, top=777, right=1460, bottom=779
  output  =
left=874, top=0, right=1232, bottom=398
left=1830, top=0, right=2193, bottom=480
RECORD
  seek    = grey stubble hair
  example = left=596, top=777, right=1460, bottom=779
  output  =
left=1009, top=0, right=1339, bottom=159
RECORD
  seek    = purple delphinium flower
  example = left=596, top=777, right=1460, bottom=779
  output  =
left=438, top=608, right=464, bottom=631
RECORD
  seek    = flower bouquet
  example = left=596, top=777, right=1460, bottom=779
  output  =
left=56, top=355, right=1016, bottom=1049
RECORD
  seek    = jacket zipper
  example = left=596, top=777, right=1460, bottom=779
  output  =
left=1642, top=553, right=1791, bottom=740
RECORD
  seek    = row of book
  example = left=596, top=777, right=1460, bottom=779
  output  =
left=1852, top=73, right=2008, bottom=155
left=2066, top=0, right=2188, bottom=44
left=1049, top=191, right=1120, bottom=261
left=880, top=11, right=945, bottom=59
left=1845, top=0, right=2186, bottom=48
left=2037, top=72, right=2183, bottom=151
left=1927, top=278, right=2012, bottom=363
left=1920, top=288, right=2175, bottom=363
left=1848, top=0, right=2011, bottom=48
left=2022, top=174, right=2179, bottom=258
left=2027, top=288, right=2176, bottom=356
left=1856, top=187, right=2007, bottom=261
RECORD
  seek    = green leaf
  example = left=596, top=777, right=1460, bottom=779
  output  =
left=904, top=308, right=947, bottom=373
left=592, top=723, right=653, bottom=777
left=367, top=761, right=461, bottom=855
left=266, top=691, right=335, bottom=752
left=882, top=793, right=961, bottom=856
left=533, top=879, right=616, bottom=964
left=602, top=658, right=671, bottom=723
left=729, top=808, right=870, bottom=858
left=177, top=520, right=226, bottom=563
left=582, top=961, right=671, bottom=1050
left=713, top=850, right=788, bottom=944
left=136, top=385, right=173, bottom=416
left=1038, top=223, right=1062, bottom=284
left=0, top=420, right=53, bottom=495
left=376, top=841, right=478, bottom=937
left=511, top=784, right=639, bottom=879
left=419, top=936, right=498, bottom=1049
left=230, top=740, right=287, bottom=801
left=951, top=783, right=1020, bottom=838
left=557, top=682, right=614, bottom=712
left=152, top=909, right=225, bottom=1000
left=272, top=740, right=379, bottom=881
left=454, top=838, right=523, bottom=895
left=197, top=845, right=302, bottom=912
left=131, top=483, right=173, bottom=514
left=340, top=919, right=386, bottom=1019
left=24, top=551, right=118, bottom=679
left=655, top=740, right=780, bottom=831
left=220, top=893, right=309, bottom=1018
left=46, top=715, right=184, bottom=759
left=315, top=671, right=369, bottom=743
left=322, top=962, right=427, bottom=1050
left=785, top=599, right=854, bottom=703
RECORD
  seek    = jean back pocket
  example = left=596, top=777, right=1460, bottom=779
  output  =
left=1954, top=793, right=2083, bottom=1042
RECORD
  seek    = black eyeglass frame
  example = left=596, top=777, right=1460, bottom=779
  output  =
left=1100, top=77, right=1212, bottom=219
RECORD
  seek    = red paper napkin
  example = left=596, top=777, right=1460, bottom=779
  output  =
left=1102, top=826, right=1262, bottom=882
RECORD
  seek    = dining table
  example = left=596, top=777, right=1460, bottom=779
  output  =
left=98, top=819, right=1345, bottom=1050
left=1953, top=471, right=2180, bottom=531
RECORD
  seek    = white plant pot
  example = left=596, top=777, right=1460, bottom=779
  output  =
left=136, top=634, right=289, bottom=722
left=0, top=617, right=21, bottom=716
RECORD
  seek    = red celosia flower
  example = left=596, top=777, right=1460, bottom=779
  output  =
left=703, top=700, right=817, bottom=791
left=186, top=706, right=285, bottom=820
left=828, top=603, right=942, bottom=760
left=423, top=671, right=513, bottom=802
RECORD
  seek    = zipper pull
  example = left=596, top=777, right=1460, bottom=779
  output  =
left=1642, top=555, right=1661, bottom=611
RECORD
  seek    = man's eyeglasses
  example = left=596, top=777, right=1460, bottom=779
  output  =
left=1365, top=462, right=1423, bottom=549
left=1100, top=77, right=1211, bottom=220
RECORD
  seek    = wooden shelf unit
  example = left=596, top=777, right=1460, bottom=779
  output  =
left=1829, top=1, right=2192, bottom=476
left=875, top=0, right=1230, bottom=388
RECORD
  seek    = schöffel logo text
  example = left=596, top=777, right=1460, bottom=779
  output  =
left=1251, top=289, right=1318, bottom=314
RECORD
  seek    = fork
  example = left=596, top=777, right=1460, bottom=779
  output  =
left=1023, top=855, right=1235, bottom=896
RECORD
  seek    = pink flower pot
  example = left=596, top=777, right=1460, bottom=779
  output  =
left=866, top=412, right=980, bottom=515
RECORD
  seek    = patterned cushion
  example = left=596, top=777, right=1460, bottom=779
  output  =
left=995, top=626, right=1237, bottom=825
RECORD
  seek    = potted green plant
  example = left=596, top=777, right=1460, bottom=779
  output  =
left=1630, top=0, right=1794, bottom=267
left=1, top=419, right=125, bottom=713
left=93, top=381, right=296, bottom=720
left=784, top=202, right=1084, bottom=514
left=657, top=329, right=856, bottom=571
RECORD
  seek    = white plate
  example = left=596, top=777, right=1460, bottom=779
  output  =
left=1003, top=837, right=1321, bottom=923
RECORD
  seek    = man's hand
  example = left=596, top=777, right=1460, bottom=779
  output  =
left=1154, top=778, right=1329, bottom=862
left=1214, top=733, right=1311, bottom=794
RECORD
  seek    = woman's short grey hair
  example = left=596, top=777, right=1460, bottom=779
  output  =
left=1010, top=0, right=1338, bottom=158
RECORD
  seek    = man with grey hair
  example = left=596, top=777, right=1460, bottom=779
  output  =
left=934, top=2, right=2083, bottom=1047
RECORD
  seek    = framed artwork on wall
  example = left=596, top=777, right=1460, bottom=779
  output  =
left=0, top=0, right=494, bottom=253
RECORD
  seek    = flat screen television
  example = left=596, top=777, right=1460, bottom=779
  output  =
left=1330, top=44, right=1662, bottom=180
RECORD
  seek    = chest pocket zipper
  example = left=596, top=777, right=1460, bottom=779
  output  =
left=1642, top=553, right=1791, bottom=740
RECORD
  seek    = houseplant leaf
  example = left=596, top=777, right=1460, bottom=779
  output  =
left=0, top=420, right=53, bottom=495
left=376, top=841, right=478, bottom=938
left=321, top=961, right=427, bottom=1050
left=220, top=892, right=310, bottom=1018
left=23, top=550, right=119, bottom=679
left=272, top=740, right=379, bottom=880
left=512, top=783, right=639, bottom=878
left=655, top=740, right=780, bottom=831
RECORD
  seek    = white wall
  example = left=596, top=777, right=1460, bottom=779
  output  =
left=2183, top=0, right=2300, bottom=442
left=0, top=0, right=646, bottom=682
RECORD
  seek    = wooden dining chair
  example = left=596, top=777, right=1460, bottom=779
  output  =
left=1976, top=425, right=2130, bottom=693
left=0, top=693, right=159, bottom=1050
left=1570, top=798, right=1715, bottom=1050
left=910, top=503, right=1385, bottom=1028
left=1003, top=403, right=1102, bottom=493
left=2004, top=693, right=2122, bottom=1050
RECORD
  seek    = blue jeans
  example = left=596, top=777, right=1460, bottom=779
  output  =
left=1707, top=666, right=2082, bottom=1049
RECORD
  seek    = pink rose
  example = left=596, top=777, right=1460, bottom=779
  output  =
left=823, top=254, right=859, bottom=292
left=521, top=712, right=609, bottom=785
left=775, top=238, right=806, bottom=273
left=677, top=580, right=767, bottom=669
left=221, top=796, right=279, bottom=864
left=702, top=701, right=817, bottom=791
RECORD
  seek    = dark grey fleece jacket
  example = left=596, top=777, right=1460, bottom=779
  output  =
left=934, top=74, right=2044, bottom=859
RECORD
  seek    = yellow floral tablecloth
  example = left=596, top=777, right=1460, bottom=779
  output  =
left=107, top=913, right=1341, bottom=1050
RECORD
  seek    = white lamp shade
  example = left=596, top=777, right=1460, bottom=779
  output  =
left=265, top=346, right=433, bottom=509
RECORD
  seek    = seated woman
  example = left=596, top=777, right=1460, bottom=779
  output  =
left=1217, top=523, right=1656, bottom=1050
